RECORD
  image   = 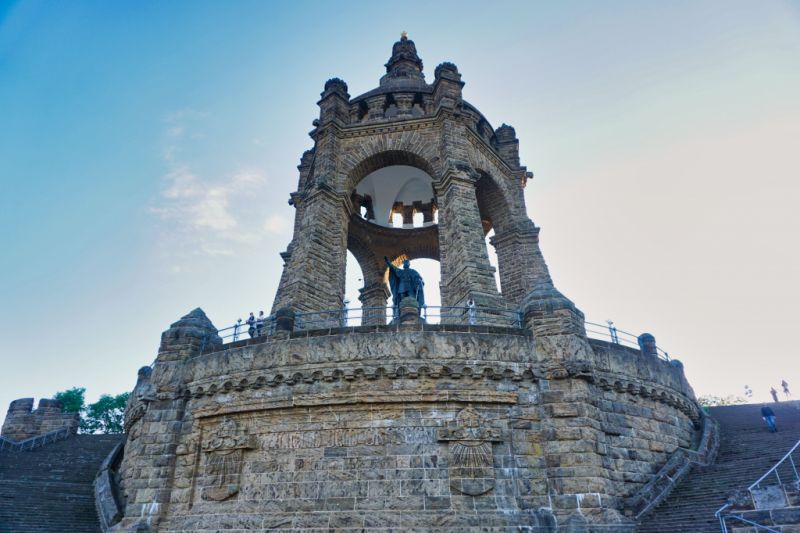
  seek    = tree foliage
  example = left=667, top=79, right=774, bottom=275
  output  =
left=54, top=387, right=86, bottom=413
left=82, top=393, right=129, bottom=434
left=53, top=388, right=129, bottom=434
left=697, top=394, right=746, bottom=407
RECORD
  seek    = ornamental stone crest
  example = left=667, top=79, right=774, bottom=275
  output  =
left=437, top=407, right=503, bottom=496
left=200, top=417, right=256, bottom=502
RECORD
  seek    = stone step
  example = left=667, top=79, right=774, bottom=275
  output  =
left=636, top=401, right=800, bottom=533
left=0, top=433, right=123, bottom=533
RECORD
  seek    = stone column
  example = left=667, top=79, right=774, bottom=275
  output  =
left=436, top=168, right=504, bottom=311
left=402, top=204, right=414, bottom=228
left=359, top=283, right=390, bottom=326
left=490, top=219, right=551, bottom=307
left=116, top=308, right=221, bottom=531
left=271, top=186, right=350, bottom=315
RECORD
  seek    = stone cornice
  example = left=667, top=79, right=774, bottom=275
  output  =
left=177, top=359, right=697, bottom=419
left=191, top=390, right=519, bottom=419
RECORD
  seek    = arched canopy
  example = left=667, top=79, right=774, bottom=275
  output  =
left=475, top=170, right=514, bottom=236
left=344, top=149, right=440, bottom=195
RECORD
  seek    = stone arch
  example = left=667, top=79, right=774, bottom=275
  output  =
left=475, top=170, right=514, bottom=236
left=342, top=143, right=441, bottom=195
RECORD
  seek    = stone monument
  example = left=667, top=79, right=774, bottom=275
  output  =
left=101, top=35, right=710, bottom=532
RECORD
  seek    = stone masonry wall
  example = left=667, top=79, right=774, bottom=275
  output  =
left=116, top=324, right=699, bottom=532
left=1, top=398, right=79, bottom=441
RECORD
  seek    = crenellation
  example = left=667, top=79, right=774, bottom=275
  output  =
left=1, top=397, right=79, bottom=442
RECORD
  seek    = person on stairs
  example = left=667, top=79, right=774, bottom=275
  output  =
left=761, top=405, right=778, bottom=432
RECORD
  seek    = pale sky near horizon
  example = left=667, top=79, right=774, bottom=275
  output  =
left=1, top=1, right=799, bottom=415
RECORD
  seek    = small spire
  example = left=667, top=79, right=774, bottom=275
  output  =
left=383, top=34, right=424, bottom=85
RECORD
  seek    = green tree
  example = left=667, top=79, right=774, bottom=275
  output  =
left=54, top=387, right=86, bottom=414
left=82, top=393, right=130, bottom=434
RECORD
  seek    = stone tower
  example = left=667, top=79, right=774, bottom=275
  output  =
left=271, top=33, right=550, bottom=321
left=106, top=36, right=709, bottom=532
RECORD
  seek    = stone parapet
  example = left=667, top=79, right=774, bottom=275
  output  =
left=1, top=397, right=79, bottom=442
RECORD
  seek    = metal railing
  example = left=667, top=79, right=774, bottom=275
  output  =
left=214, top=307, right=673, bottom=361
left=715, top=438, right=800, bottom=532
left=216, top=306, right=522, bottom=343
left=218, top=318, right=276, bottom=343
left=585, top=320, right=671, bottom=361
left=0, top=426, right=73, bottom=452
left=218, top=305, right=670, bottom=361
left=294, top=305, right=522, bottom=330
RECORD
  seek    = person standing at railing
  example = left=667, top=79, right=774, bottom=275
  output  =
left=770, top=387, right=779, bottom=403
left=233, top=318, right=242, bottom=341
left=256, top=311, right=265, bottom=336
left=782, top=379, right=791, bottom=399
left=467, top=298, right=476, bottom=325
left=246, top=312, right=256, bottom=338
left=761, top=405, right=778, bottom=432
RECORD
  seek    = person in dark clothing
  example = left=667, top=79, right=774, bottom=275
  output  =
left=246, top=312, right=256, bottom=338
left=761, top=405, right=777, bottom=432
left=770, top=387, right=779, bottom=403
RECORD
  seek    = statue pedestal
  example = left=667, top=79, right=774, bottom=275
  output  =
left=395, top=297, right=423, bottom=327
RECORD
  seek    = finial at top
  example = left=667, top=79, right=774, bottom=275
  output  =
left=401, top=31, right=408, bottom=39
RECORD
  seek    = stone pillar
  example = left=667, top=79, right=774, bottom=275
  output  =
left=317, top=78, right=350, bottom=125
left=117, top=308, right=221, bottom=531
left=394, top=92, right=414, bottom=116
left=436, top=168, right=504, bottom=310
left=271, top=187, right=350, bottom=315
left=490, top=220, right=551, bottom=307
left=494, top=124, right=521, bottom=169
left=359, top=283, right=390, bottom=326
left=366, top=95, right=386, bottom=120
left=402, top=204, right=414, bottom=228
left=638, top=333, right=658, bottom=357
left=433, top=62, right=463, bottom=110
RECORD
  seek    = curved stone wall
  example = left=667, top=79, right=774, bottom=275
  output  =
left=115, top=325, right=700, bottom=531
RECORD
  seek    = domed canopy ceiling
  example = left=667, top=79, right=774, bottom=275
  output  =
left=354, top=165, right=434, bottom=228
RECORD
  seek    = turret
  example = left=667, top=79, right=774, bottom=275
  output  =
left=495, top=123, right=520, bottom=168
left=380, top=32, right=425, bottom=88
left=317, top=77, right=350, bottom=125
left=433, top=61, right=463, bottom=110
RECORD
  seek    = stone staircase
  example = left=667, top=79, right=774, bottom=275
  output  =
left=637, top=401, right=800, bottom=533
left=0, top=433, right=123, bottom=533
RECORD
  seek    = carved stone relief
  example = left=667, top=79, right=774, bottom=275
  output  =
left=200, top=417, right=256, bottom=502
left=437, top=407, right=502, bottom=495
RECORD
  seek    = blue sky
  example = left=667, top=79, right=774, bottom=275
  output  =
left=1, top=1, right=799, bottom=413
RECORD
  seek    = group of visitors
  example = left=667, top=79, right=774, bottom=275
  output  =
left=757, top=380, right=791, bottom=433
left=769, top=380, right=791, bottom=403
left=232, top=311, right=267, bottom=340
left=743, top=380, right=791, bottom=403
